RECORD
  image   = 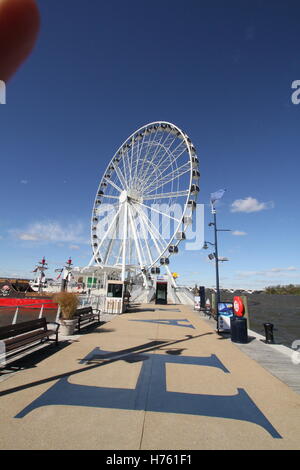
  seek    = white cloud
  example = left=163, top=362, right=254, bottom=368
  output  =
left=269, top=266, right=297, bottom=273
left=231, top=197, right=274, bottom=213
left=232, top=230, right=247, bottom=236
left=19, top=233, right=40, bottom=241
left=69, top=244, right=81, bottom=250
left=20, top=180, right=28, bottom=184
left=236, top=267, right=298, bottom=278
left=12, top=221, right=88, bottom=244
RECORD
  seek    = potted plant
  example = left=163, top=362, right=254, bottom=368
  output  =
left=52, top=292, right=79, bottom=335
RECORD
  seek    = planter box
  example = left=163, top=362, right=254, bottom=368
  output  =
left=59, top=319, right=77, bottom=336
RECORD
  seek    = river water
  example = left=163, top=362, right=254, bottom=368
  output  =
left=1, top=294, right=300, bottom=348
left=219, top=293, right=300, bottom=348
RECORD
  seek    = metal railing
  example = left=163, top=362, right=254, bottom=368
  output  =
left=78, top=294, right=105, bottom=311
left=0, top=302, right=61, bottom=324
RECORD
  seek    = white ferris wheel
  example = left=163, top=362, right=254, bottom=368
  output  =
left=88, top=121, right=199, bottom=285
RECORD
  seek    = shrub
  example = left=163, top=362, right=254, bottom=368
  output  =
left=264, top=284, right=300, bottom=295
left=52, top=292, right=79, bottom=319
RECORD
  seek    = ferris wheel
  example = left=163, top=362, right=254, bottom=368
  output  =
left=89, top=121, right=199, bottom=284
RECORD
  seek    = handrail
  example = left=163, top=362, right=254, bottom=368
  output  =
left=0, top=301, right=56, bottom=308
left=0, top=301, right=60, bottom=325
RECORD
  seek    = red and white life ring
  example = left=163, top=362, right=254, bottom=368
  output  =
left=233, top=296, right=244, bottom=317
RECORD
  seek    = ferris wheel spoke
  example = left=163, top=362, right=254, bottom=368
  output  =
left=131, top=204, right=155, bottom=267
left=142, top=162, right=191, bottom=194
left=134, top=207, right=161, bottom=261
left=103, top=212, right=120, bottom=264
left=104, top=178, right=123, bottom=193
left=143, top=132, right=171, bottom=172
left=135, top=212, right=155, bottom=267
left=89, top=204, right=122, bottom=266
left=134, top=201, right=181, bottom=223
left=143, top=190, right=189, bottom=201
left=142, top=138, right=186, bottom=189
left=152, top=140, right=188, bottom=182
left=139, top=127, right=163, bottom=180
left=113, top=165, right=128, bottom=190
left=128, top=204, right=147, bottom=270
left=96, top=201, right=119, bottom=215
left=135, top=203, right=166, bottom=253
left=122, top=148, right=132, bottom=187
left=135, top=132, right=173, bottom=194
left=135, top=204, right=166, bottom=262
left=100, top=194, right=120, bottom=200
left=119, top=150, right=130, bottom=187
left=139, top=139, right=173, bottom=189
left=130, top=138, right=137, bottom=186
left=133, top=133, right=149, bottom=185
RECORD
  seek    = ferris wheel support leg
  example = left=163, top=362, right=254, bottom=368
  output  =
left=121, top=202, right=128, bottom=282
left=142, top=272, right=149, bottom=289
left=128, top=205, right=150, bottom=289
left=165, top=264, right=178, bottom=288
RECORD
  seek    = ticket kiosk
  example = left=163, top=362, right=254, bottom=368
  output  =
left=105, top=280, right=129, bottom=314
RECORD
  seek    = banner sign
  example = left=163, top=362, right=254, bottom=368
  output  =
left=218, top=302, right=234, bottom=316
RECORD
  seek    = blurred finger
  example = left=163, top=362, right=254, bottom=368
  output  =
left=0, top=0, right=40, bottom=81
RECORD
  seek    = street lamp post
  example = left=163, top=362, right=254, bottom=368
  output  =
left=212, top=205, right=220, bottom=307
left=203, top=202, right=231, bottom=333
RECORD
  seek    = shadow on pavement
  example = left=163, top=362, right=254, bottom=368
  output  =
left=0, top=332, right=213, bottom=397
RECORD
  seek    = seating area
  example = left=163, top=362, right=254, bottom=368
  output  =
left=0, top=305, right=101, bottom=367
left=0, top=318, right=60, bottom=366
left=74, top=306, right=101, bottom=333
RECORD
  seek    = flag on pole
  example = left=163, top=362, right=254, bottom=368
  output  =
left=210, top=189, right=226, bottom=205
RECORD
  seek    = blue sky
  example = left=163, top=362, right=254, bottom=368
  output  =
left=0, top=0, right=300, bottom=289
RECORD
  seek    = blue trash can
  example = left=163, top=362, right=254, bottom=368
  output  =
left=230, top=316, right=248, bottom=344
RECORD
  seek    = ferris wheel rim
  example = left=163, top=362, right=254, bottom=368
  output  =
left=90, top=121, right=199, bottom=272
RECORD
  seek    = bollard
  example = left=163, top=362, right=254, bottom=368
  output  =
left=264, top=323, right=274, bottom=344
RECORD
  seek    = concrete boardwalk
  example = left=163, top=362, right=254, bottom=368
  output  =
left=0, top=304, right=300, bottom=450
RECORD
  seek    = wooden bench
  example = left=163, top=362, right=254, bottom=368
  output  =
left=74, top=306, right=100, bottom=332
left=0, top=318, right=59, bottom=366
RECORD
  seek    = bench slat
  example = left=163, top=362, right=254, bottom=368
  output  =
left=0, top=318, right=47, bottom=340
left=0, top=319, right=59, bottom=368
left=5, top=332, right=50, bottom=352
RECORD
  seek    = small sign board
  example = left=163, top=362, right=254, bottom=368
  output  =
left=218, top=302, right=234, bottom=332
left=194, top=296, right=201, bottom=310
left=218, top=315, right=231, bottom=331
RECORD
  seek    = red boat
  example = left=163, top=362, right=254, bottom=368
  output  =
left=0, top=278, right=58, bottom=309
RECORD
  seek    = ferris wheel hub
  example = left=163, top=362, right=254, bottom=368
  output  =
left=119, top=189, right=143, bottom=204
left=119, top=190, right=128, bottom=203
